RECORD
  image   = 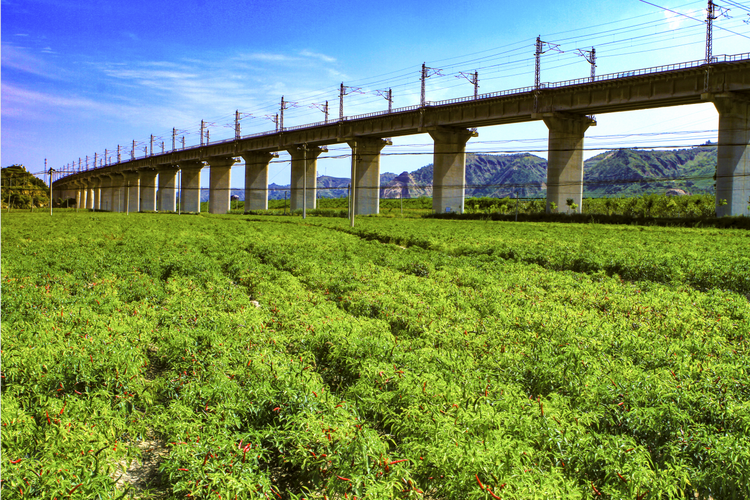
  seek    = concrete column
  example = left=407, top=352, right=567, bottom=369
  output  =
left=179, top=161, right=204, bottom=213
left=99, top=176, right=111, bottom=211
left=122, top=172, right=140, bottom=213
left=87, top=180, right=96, bottom=209
left=542, top=113, right=595, bottom=214
left=208, top=157, right=237, bottom=214
left=429, top=126, right=477, bottom=214
left=347, top=138, right=391, bottom=215
left=75, top=184, right=85, bottom=209
left=157, top=168, right=178, bottom=212
left=140, top=170, right=158, bottom=212
left=706, top=93, right=750, bottom=217
left=109, top=173, right=125, bottom=212
left=287, top=146, right=325, bottom=211
left=242, top=151, right=275, bottom=211
left=91, top=177, right=101, bottom=210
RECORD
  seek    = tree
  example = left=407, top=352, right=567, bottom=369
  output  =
left=1, top=165, right=50, bottom=209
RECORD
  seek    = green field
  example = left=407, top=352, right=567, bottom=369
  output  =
left=2, top=212, right=749, bottom=499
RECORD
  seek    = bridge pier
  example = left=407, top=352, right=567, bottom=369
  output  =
left=122, top=172, right=140, bottom=213
left=347, top=138, right=391, bottom=215
left=179, top=161, right=204, bottom=213
left=704, top=92, right=750, bottom=217
left=157, top=168, right=178, bottom=212
left=242, top=152, right=275, bottom=211
left=541, top=113, right=595, bottom=214
left=287, top=146, right=324, bottom=211
left=87, top=180, right=96, bottom=209
left=429, top=126, right=477, bottom=214
left=91, top=177, right=101, bottom=210
left=98, top=176, right=111, bottom=211
left=75, top=182, right=87, bottom=210
left=109, top=173, right=125, bottom=212
left=140, top=170, right=158, bottom=212
left=208, top=157, right=237, bottom=214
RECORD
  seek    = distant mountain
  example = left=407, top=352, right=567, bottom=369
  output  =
left=582, top=146, right=716, bottom=196
left=197, top=146, right=717, bottom=202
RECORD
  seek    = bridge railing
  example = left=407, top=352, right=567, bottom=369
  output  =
left=547, top=52, right=750, bottom=89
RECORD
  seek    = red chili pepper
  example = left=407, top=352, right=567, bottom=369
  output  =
left=68, top=483, right=83, bottom=494
left=312, top=391, right=318, bottom=398
left=475, top=474, right=485, bottom=490
left=487, top=488, right=502, bottom=500
left=617, top=472, right=628, bottom=483
left=336, top=475, right=350, bottom=481
left=591, top=482, right=601, bottom=496
left=59, top=404, right=66, bottom=416
left=203, top=453, right=210, bottom=466
left=178, top=468, right=189, bottom=471
left=46, top=410, right=51, bottom=425
left=9, top=458, right=22, bottom=464
left=390, top=459, right=408, bottom=464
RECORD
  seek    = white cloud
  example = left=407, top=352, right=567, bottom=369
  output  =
left=1, top=43, right=65, bottom=79
left=300, top=49, right=336, bottom=63
left=237, top=52, right=296, bottom=62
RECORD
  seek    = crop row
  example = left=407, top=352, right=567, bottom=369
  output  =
left=295, top=216, right=750, bottom=296
left=2, top=212, right=748, bottom=499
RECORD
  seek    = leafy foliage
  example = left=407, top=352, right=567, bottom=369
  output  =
left=1, top=165, right=50, bottom=209
left=2, top=212, right=748, bottom=499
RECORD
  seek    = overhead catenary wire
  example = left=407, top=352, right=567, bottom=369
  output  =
left=50, top=1, right=750, bottom=178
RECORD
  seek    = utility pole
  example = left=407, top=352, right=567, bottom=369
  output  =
left=421, top=63, right=443, bottom=107
left=577, top=47, right=596, bottom=81
left=206, top=130, right=210, bottom=144
left=182, top=136, right=186, bottom=150
left=310, top=102, right=329, bottom=123
left=235, top=110, right=240, bottom=140
left=150, top=135, right=154, bottom=156
left=86, top=155, right=89, bottom=170
left=94, top=152, right=98, bottom=170
left=457, top=72, right=479, bottom=98
left=172, top=128, right=176, bottom=152
left=104, top=149, right=108, bottom=166
left=302, top=144, right=308, bottom=219
left=375, top=88, right=393, bottom=112
left=78, top=158, right=82, bottom=172
left=339, top=83, right=364, bottom=120
left=200, top=120, right=205, bottom=146
left=340, top=83, right=345, bottom=121
left=704, top=1, right=728, bottom=89
left=132, top=140, right=136, bottom=160
left=49, top=167, right=55, bottom=215
left=161, top=141, right=165, bottom=154
left=534, top=36, right=562, bottom=112
left=281, top=96, right=285, bottom=131
left=117, top=145, right=121, bottom=163
left=350, top=141, right=357, bottom=227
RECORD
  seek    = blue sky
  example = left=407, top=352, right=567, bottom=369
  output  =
left=3, top=0, right=750, bottom=187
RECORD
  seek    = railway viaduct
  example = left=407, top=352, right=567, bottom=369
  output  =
left=52, top=53, right=750, bottom=217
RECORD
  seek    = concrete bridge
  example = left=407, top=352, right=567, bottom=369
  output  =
left=53, top=53, right=750, bottom=217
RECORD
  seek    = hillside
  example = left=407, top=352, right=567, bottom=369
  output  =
left=198, top=146, right=717, bottom=201
left=583, top=146, right=716, bottom=196
left=1, top=165, right=50, bottom=208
